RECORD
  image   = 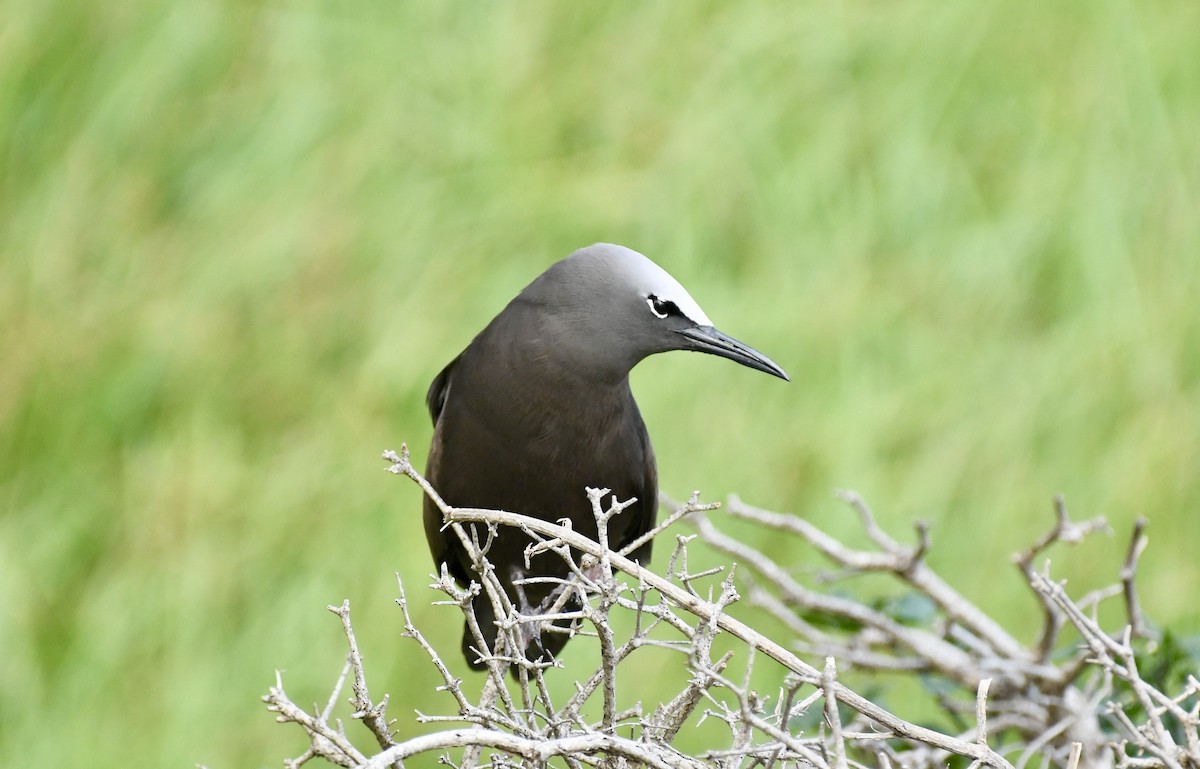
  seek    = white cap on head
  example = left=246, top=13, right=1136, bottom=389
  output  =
left=585, top=243, right=714, bottom=327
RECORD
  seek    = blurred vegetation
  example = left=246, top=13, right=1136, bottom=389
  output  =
left=1, top=0, right=1197, bottom=766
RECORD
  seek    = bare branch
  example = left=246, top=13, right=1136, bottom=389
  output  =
left=975, top=678, right=992, bottom=748
left=261, top=446, right=1196, bottom=769
left=823, top=657, right=849, bottom=769
left=1013, top=495, right=1111, bottom=663
left=362, top=728, right=706, bottom=769
left=1120, top=517, right=1151, bottom=642
left=329, top=601, right=397, bottom=752
left=730, top=494, right=1030, bottom=669
left=385, top=445, right=1018, bottom=768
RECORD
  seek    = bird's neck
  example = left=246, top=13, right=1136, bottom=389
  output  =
left=492, top=299, right=640, bottom=390
left=466, top=317, right=638, bottom=449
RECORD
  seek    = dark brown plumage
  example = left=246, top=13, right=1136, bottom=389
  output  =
left=423, top=244, right=787, bottom=669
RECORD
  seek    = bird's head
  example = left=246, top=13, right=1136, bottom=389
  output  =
left=518, top=243, right=789, bottom=383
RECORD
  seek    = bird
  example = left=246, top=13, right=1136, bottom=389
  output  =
left=423, top=243, right=788, bottom=671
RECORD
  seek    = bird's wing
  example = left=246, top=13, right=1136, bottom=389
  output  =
left=423, top=354, right=460, bottom=581
left=425, top=354, right=461, bottom=426
left=623, top=417, right=659, bottom=565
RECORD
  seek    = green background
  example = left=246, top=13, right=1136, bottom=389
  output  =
left=2, top=1, right=1197, bottom=766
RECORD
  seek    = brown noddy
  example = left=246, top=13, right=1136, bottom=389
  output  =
left=423, top=243, right=787, bottom=670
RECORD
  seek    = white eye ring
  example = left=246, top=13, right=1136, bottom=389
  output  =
left=646, top=296, right=669, bottom=319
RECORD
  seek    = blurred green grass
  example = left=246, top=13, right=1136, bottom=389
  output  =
left=2, top=0, right=1198, bottom=765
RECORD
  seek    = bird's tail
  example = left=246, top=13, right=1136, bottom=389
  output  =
left=462, top=591, right=582, bottom=674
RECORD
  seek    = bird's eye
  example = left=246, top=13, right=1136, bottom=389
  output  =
left=646, top=295, right=678, bottom=319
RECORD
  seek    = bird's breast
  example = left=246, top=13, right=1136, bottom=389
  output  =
left=434, top=379, right=649, bottom=522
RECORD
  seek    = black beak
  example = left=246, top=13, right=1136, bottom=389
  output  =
left=675, top=325, right=790, bottom=381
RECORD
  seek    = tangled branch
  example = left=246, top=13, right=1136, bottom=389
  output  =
left=261, top=444, right=1198, bottom=769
